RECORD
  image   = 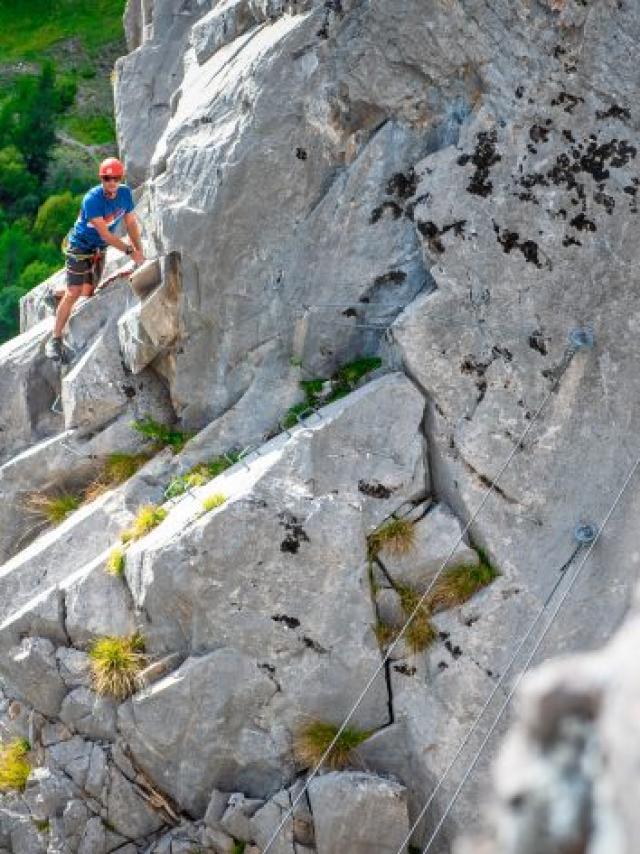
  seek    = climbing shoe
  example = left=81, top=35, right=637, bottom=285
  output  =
left=45, top=336, right=64, bottom=362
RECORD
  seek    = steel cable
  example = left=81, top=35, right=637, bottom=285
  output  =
left=261, top=334, right=586, bottom=853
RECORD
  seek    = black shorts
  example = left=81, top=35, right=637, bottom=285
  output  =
left=65, top=249, right=105, bottom=289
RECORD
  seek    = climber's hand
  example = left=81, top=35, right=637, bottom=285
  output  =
left=132, top=247, right=145, bottom=265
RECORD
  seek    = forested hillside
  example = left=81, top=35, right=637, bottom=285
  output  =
left=0, top=0, right=125, bottom=341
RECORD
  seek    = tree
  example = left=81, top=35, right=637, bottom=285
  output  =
left=34, top=191, right=82, bottom=245
left=0, top=146, right=37, bottom=206
left=11, top=63, right=57, bottom=182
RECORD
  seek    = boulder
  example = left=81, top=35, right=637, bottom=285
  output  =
left=118, top=649, right=288, bottom=816
left=308, top=771, right=410, bottom=854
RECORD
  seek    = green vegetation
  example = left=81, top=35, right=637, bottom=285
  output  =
left=367, top=517, right=415, bottom=558
left=165, top=452, right=242, bottom=499
left=33, top=819, right=50, bottom=833
left=231, top=843, right=246, bottom=854
left=105, top=546, right=126, bottom=578
left=121, top=505, right=168, bottom=544
left=293, top=720, right=371, bottom=770
left=62, top=114, right=116, bottom=146
left=25, top=490, right=83, bottom=525
left=283, top=356, right=383, bottom=428
left=89, top=633, right=146, bottom=699
left=85, top=452, right=152, bottom=501
left=0, top=739, right=31, bottom=792
left=0, top=1, right=126, bottom=59
left=202, top=494, right=227, bottom=512
left=373, top=549, right=499, bottom=655
left=397, top=585, right=438, bottom=653
left=0, top=2, right=126, bottom=342
left=132, top=418, right=193, bottom=454
left=424, top=556, right=499, bottom=613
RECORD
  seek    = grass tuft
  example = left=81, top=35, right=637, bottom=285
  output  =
left=105, top=546, right=126, bottom=577
left=132, top=418, right=193, bottom=454
left=88, top=634, right=146, bottom=699
left=85, top=452, right=152, bottom=501
left=282, top=356, right=382, bottom=428
left=120, top=505, right=168, bottom=544
left=202, top=494, right=227, bottom=513
left=293, top=720, right=371, bottom=771
left=424, top=558, right=499, bottom=613
left=368, top=518, right=415, bottom=558
left=0, top=739, right=31, bottom=792
left=373, top=620, right=398, bottom=648
left=25, top=491, right=83, bottom=525
left=397, top=586, right=437, bottom=653
left=164, top=452, right=241, bottom=500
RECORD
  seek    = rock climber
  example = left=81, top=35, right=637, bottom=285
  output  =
left=45, top=157, right=145, bottom=361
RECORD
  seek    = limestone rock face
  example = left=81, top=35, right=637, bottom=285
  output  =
left=1, top=0, right=640, bottom=852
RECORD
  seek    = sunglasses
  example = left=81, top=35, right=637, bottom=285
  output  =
left=101, top=176, right=120, bottom=183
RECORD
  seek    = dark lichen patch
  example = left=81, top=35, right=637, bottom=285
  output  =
left=296, top=147, right=308, bottom=161
left=458, top=128, right=502, bottom=197
left=515, top=85, right=524, bottom=99
left=279, top=512, right=310, bottom=554
left=370, top=200, right=402, bottom=224
left=550, top=91, right=584, bottom=114
left=529, top=124, right=550, bottom=144
left=529, top=331, right=549, bottom=356
left=593, top=190, right=615, bottom=214
left=342, top=307, right=358, bottom=318
left=272, top=615, right=301, bottom=629
left=417, top=219, right=467, bottom=254
left=386, top=169, right=418, bottom=200
left=492, top=222, right=546, bottom=268
left=444, top=639, right=463, bottom=659
left=374, top=270, right=407, bottom=286
left=358, top=480, right=393, bottom=499
left=303, top=636, right=329, bottom=654
left=562, top=235, right=582, bottom=247
left=596, top=104, right=631, bottom=122
left=562, top=129, right=575, bottom=143
left=570, top=212, right=596, bottom=231
left=393, top=663, right=417, bottom=676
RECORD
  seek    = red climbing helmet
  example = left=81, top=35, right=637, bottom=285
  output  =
left=99, top=157, right=125, bottom=178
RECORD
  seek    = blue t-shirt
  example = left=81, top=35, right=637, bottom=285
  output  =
left=68, top=184, right=135, bottom=251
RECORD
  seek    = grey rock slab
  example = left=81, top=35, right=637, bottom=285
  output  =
left=118, top=648, right=288, bottom=816
left=308, top=771, right=410, bottom=854
left=0, top=319, right=60, bottom=466
left=105, top=766, right=165, bottom=839
left=85, top=745, right=109, bottom=800
left=23, top=766, right=75, bottom=823
left=0, top=490, right=126, bottom=624
left=78, top=816, right=106, bottom=854
left=220, top=791, right=265, bottom=841
left=375, top=588, right=405, bottom=629
left=59, top=688, right=118, bottom=741
left=0, top=416, right=161, bottom=563
left=64, top=562, right=136, bottom=648
left=4, top=637, right=67, bottom=717
left=56, top=649, right=91, bottom=690
left=204, top=789, right=230, bottom=829
left=61, top=321, right=173, bottom=434
left=378, top=503, right=478, bottom=592
left=118, top=255, right=179, bottom=374
left=62, top=798, right=91, bottom=848
left=250, top=793, right=296, bottom=854
left=47, top=736, right=94, bottom=790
